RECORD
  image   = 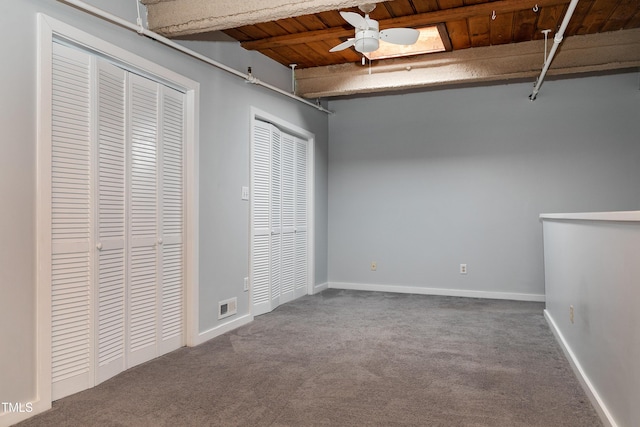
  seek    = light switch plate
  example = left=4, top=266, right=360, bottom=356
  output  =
left=241, top=186, right=249, bottom=201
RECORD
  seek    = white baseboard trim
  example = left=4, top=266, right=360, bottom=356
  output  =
left=192, top=313, right=253, bottom=346
left=312, top=282, right=329, bottom=294
left=328, top=282, right=545, bottom=302
left=544, top=310, right=617, bottom=427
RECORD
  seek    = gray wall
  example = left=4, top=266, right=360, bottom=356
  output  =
left=542, top=216, right=640, bottom=426
left=0, top=0, right=328, bottom=411
left=327, top=72, right=640, bottom=297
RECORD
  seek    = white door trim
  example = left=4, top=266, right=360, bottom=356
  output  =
left=249, top=107, right=316, bottom=315
left=36, top=13, right=199, bottom=417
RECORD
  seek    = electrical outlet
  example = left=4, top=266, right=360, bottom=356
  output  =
left=569, top=305, right=574, bottom=324
left=371, top=261, right=377, bottom=271
left=244, top=277, right=249, bottom=292
left=460, top=264, right=467, bottom=275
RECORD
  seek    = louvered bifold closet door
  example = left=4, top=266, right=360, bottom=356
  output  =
left=251, top=122, right=311, bottom=316
left=51, top=43, right=94, bottom=400
left=294, top=137, right=308, bottom=298
left=270, top=126, right=282, bottom=310
left=157, top=86, right=185, bottom=355
left=251, top=121, right=273, bottom=316
left=95, top=60, right=127, bottom=384
left=127, top=74, right=159, bottom=368
left=279, top=132, right=296, bottom=304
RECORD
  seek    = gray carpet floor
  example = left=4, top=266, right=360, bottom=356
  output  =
left=17, top=289, right=602, bottom=426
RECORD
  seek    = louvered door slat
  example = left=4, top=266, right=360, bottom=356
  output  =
left=280, top=233, right=295, bottom=301
left=51, top=43, right=93, bottom=400
left=252, top=125, right=270, bottom=231
left=161, top=244, right=182, bottom=340
left=95, top=59, right=127, bottom=384
left=158, top=86, right=184, bottom=354
left=251, top=121, right=273, bottom=315
left=295, top=138, right=308, bottom=296
left=252, top=235, right=270, bottom=306
left=280, top=133, right=296, bottom=302
left=127, top=74, right=158, bottom=367
left=281, top=134, right=295, bottom=229
left=270, top=127, right=282, bottom=309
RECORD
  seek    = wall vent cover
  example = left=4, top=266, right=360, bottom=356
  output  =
left=218, top=297, right=238, bottom=320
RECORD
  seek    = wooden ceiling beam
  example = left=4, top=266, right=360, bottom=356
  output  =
left=294, top=28, right=640, bottom=98
left=241, top=0, right=571, bottom=51
left=142, top=0, right=369, bottom=36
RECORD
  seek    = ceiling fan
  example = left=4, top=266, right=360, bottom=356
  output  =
left=329, top=3, right=420, bottom=54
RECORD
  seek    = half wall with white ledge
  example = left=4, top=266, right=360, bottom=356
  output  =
left=540, top=211, right=640, bottom=427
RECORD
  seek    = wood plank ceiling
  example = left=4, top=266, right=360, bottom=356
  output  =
left=214, top=0, right=640, bottom=70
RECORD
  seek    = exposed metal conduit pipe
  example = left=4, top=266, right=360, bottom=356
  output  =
left=529, top=0, right=580, bottom=101
left=59, top=0, right=333, bottom=114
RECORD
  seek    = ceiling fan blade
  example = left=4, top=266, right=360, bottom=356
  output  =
left=340, top=11, right=366, bottom=29
left=329, top=38, right=356, bottom=52
left=379, top=28, right=420, bottom=45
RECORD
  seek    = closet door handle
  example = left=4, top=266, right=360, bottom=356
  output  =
left=157, top=238, right=163, bottom=245
left=96, top=242, right=103, bottom=251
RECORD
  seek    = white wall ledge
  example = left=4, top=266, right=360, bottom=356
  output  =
left=539, top=211, right=640, bottom=222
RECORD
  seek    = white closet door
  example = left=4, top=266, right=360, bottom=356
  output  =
left=251, top=120, right=309, bottom=315
left=95, top=60, right=127, bottom=384
left=157, top=86, right=185, bottom=355
left=280, top=132, right=296, bottom=304
left=50, top=44, right=187, bottom=399
left=251, top=120, right=273, bottom=316
left=294, top=137, right=308, bottom=298
left=270, top=126, right=282, bottom=310
left=51, top=43, right=94, bottom=400
left=127, top=74, right=159, bottom=368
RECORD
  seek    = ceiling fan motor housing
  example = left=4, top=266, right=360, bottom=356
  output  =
left=355, top=19, right=379, bottom=53
left=355, top=30, right=379, bottom=52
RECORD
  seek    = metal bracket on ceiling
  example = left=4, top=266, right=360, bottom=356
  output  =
left=246, top=67, right=258, bottom=84
left=289, top=64, right=297, bottom=94
left=134, top=0, right=144, bottom=34
left=541, top=29, right=552, bottom=63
